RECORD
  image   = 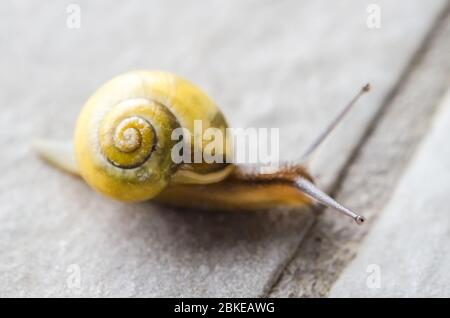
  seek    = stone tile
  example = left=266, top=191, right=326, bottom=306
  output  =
left=270, top=7, right=450, bottom=297
left=0, top=0, right=446, bottom=296
left=329, top=89, right=450, bottom=297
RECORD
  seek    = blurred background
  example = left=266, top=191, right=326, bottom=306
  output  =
left=1, top=0, right=449, bottom=297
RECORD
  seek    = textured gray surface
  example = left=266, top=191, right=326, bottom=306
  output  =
left=0, top=0, right=447, bottom=297
left=270, top=7, right=450, bottom=297
left=329, top=89, right=450, bottom=297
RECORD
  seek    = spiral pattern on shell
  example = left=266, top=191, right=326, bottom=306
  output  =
left=99, top=99, right=170, bottom=169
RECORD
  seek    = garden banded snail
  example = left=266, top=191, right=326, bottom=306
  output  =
left=35, top=71, right=370, bottom=225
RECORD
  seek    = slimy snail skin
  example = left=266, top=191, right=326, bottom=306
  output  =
left=35, top=71, right=369, bottom=225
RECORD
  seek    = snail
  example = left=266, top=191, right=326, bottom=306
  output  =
left=35, top=71, right=370, bottom=225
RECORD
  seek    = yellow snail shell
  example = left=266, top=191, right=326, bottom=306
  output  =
left=74, top=71, right=233, bottom=201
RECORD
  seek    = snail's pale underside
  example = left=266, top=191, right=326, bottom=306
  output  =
left=35, top=71, right=369, bottom=225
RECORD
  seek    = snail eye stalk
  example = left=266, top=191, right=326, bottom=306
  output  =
left=295, top=177, right=365, bottom=225
left=295, top=83, right=371, bottom=225
left=300, top=84, right=371, bottom=163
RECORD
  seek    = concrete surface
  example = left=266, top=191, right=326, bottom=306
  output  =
left=270, top=6, right=450, bottom=297
left=329, top=89, right=450, bottom=297
left=0, top=0, right=448, bottom=297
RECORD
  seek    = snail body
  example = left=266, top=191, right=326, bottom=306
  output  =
left=35, top=71, right=369, bottom=225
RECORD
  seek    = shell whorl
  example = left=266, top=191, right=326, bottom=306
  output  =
left=99, top=99, right=159, bottom=169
